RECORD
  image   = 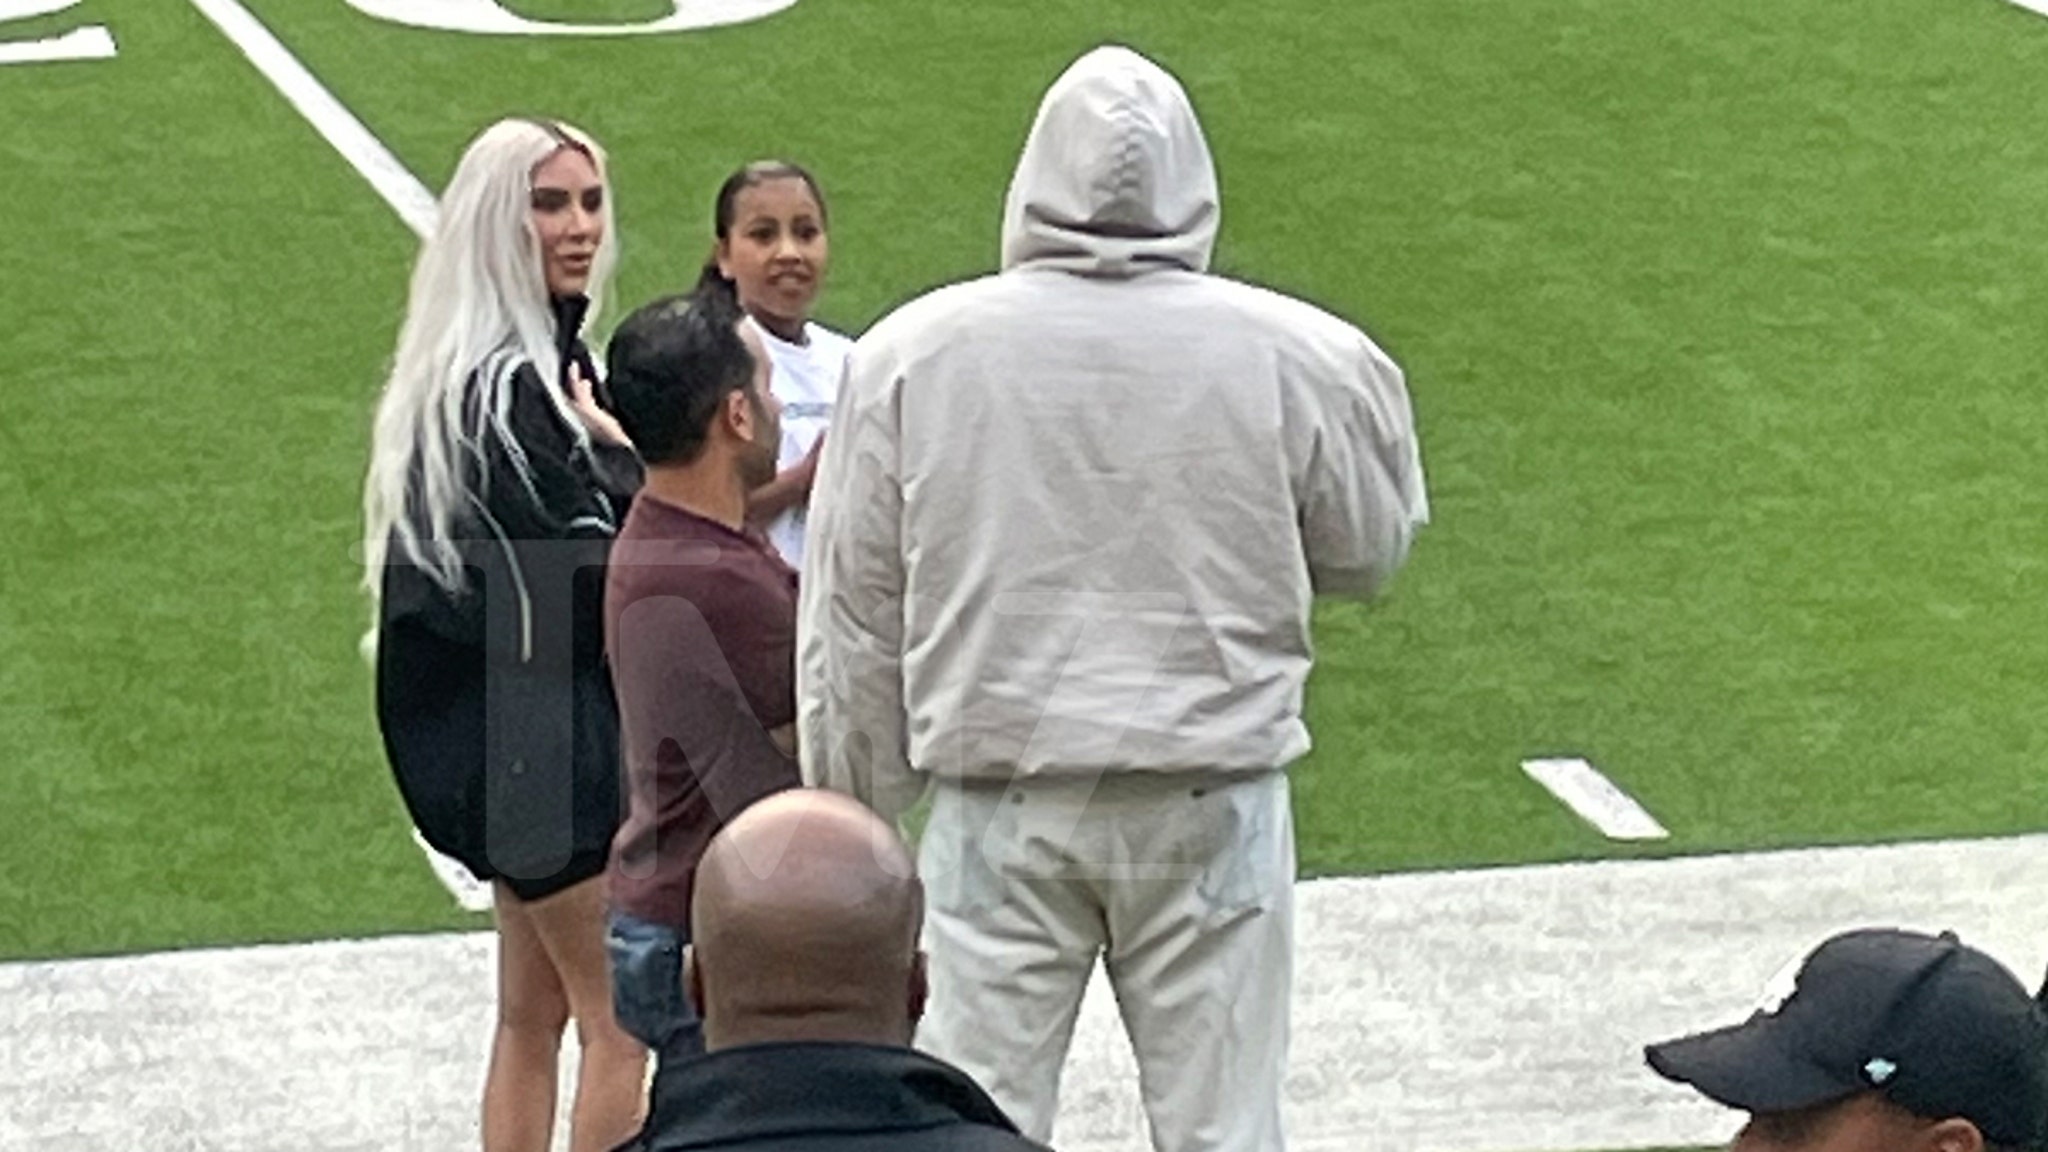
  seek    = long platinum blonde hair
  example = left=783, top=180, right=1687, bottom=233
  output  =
left=361, top=117, right=619, bottom=601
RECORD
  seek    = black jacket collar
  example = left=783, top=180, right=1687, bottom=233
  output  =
left=551, top=293, right=591, bottom=366
left=639, top=1042, right=1029, bottom=1150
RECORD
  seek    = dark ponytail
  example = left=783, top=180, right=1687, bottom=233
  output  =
left=695, top=254, right=736, bottom=299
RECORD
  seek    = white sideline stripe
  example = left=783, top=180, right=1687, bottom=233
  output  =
left=410, top=828, right=494, bottom=913
left=7, top=832, right=2047, bottom=1152
left=1523, top=756, right=1670, bottom=840
left=187, top=0, right=437, bottom=238
left=0, top=23, right=115, bottom=64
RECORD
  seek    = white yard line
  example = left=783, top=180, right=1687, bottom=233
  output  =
left=1522, top=757, right=1671, bottom=841
left=5, top=833, right=2043, bottom=1152
left=187, top=0, right=437, bottom=238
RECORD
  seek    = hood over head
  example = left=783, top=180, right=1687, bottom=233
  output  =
left=1000, top=45, right=1219, bottom=276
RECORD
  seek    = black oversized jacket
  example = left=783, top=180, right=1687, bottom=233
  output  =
left=618, top=1042, right=1052, bottom=1152
left=375, top=295, right=642, bottom=887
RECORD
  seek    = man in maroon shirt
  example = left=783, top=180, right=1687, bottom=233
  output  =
left=598, top=283, right=802, bottom=1069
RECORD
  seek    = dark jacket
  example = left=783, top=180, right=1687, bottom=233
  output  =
left=375, top=295, right=643, bottom=890
left=618, top=1042, right=1053, bottom=1152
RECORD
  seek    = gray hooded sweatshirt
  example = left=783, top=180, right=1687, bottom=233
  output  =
left=798, top=46, right=1428, bottom=819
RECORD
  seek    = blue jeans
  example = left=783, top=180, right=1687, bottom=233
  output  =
left=605, top=911, right=703, bottom=1057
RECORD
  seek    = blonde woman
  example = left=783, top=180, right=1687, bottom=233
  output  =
left=363, top=117, right=644, bottom=1152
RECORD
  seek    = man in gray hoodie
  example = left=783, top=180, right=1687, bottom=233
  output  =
left=797, top=45, right=1428, bottom=1151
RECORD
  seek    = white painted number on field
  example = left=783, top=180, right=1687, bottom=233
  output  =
left=0, top=0, right=116, bottom=65
left=1521, top=757, right=1670, bottom=841
left=343, top=0, right=798, bottom=36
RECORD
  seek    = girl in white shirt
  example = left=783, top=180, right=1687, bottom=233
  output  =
left=702, top=160, right=853, bottom=570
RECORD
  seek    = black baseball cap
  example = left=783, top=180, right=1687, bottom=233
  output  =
left=1645, top=928, right=2048, bottom=1148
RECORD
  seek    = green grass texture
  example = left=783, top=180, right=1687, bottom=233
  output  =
left=4, top=0, right=2046, bottom=960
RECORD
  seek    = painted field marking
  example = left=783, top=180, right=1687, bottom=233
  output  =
left=186, top=0, right=436, bottom=238
left=1522, top=756, right=1670, bottom=840
left=0, top=23, right=111, bottom=63
left=343, top=0, right=799, bottom=36
left=411, top=829, right=494, bottom=913
left=0, top=0, right=115, bottom=64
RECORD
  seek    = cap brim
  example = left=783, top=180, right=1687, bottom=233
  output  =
left=1645, top=1016, right=1864, bottom=1114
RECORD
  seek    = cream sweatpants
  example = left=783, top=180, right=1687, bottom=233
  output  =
left=916, top=770, right=1295, bottom=1152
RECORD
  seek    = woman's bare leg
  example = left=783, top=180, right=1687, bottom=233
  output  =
left=524, top=875, right=648, bottom=1152
left=482, top=881, right=569, bottom=1152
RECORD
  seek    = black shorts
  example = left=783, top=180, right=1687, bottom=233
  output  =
left=462, top=842, right=609, bottom=904
left=379, top=627, right=622, bottom=905
left=396, top=741, right=618, bottom=903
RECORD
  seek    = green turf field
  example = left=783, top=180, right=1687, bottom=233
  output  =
left=4, top=0, right=2046, bottom=965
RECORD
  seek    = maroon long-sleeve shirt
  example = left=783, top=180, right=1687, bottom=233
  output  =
left=604, top=491, right=801, bottom=929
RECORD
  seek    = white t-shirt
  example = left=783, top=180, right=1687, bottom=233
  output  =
left=750, top=316, right=853, bottom=570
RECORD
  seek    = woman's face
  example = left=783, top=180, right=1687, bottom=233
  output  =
left=716, top=177, right=829, bottom=331
left=530, top=147, right=605, bottom=298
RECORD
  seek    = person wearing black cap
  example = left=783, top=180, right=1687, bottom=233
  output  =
left=1645, top=927, right=2048, bottom=1151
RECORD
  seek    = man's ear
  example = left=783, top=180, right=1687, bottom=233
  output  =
left=723, top=388, right=753, bottom=440
left=908, top=949, right=930, bottom=1030
left=1922, top=1117, right=1984, bottom=1152
left=683, top=943, right=706, bottom=1020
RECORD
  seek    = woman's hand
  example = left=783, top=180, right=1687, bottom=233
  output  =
left=568, top=364, right=633, bottom=450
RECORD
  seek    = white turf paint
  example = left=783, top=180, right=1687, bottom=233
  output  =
left=413, top=828, right=496, bottom=913
left=342, top=0, right=799, bottom=37
left=6, top=833, right=2046, bottom=1152
left=186, top=0, right=437, bottom=238
left=0, top=24, right=113, bottom=65
left=1522, top=758, right=1671, bottom=841
left=0, top=0, right=114, bottom=65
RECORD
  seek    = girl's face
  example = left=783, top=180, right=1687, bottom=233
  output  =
left=530, top=147, right=605, bottom=298
left=716, top=177, right=829, bottom=331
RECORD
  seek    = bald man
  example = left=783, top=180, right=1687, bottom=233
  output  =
left=614, top=789, right=1051, bottom=1152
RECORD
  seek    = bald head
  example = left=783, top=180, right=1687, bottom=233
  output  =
left=687, top=790, right=926, bottom=1051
